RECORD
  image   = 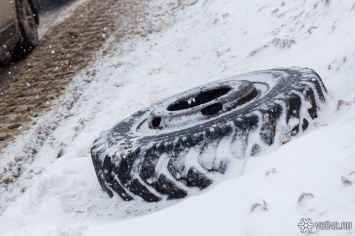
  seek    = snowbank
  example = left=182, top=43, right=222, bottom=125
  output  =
left=1, top=0, right=355, bottom=235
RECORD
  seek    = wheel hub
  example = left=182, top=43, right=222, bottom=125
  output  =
left=147, top=80, right=258, bottom=130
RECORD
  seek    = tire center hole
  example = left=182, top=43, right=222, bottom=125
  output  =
left=167, top=86, right=231, bottom=111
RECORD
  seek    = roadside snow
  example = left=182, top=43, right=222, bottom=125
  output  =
left=1, top=0, right=355, bottom=235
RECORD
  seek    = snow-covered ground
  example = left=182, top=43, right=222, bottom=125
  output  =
left=1, top=0, right=355, bottom=235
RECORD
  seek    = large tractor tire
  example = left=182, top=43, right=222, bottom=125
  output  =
left=91, top=67, right=327, bottom=202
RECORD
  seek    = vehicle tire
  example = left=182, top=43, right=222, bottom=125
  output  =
left=91, top=67, right=327, bottom=202
left=11, top=0, right=39, bottom=59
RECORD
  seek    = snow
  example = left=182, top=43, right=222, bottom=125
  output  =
left=1, top=0, right=355, bottom=235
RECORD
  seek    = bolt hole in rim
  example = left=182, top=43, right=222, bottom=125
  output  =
left=144, top=80, right=267, bottom=132
left=150, top=117, right=162, bottom=128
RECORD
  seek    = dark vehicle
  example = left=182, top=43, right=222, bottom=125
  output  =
left=0, top=0, right=39, bottom=59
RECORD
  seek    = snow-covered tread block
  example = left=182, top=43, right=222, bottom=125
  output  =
left=91, top=67, right=327, bottom=202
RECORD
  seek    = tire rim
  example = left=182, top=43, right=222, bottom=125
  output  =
left=141, top=80, right=263, bottom=131
left=19, top=0, right=38, bottom=43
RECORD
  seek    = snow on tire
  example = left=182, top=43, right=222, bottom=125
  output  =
left=91, top=67, right=327, bottom=202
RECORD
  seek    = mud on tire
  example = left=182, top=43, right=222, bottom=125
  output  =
left=91, top=67, right=327, bottom=202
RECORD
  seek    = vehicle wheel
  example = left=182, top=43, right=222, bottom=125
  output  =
left=91, top=67, right=327, bottom=202
left=11, top=0, right=39, bottom=59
